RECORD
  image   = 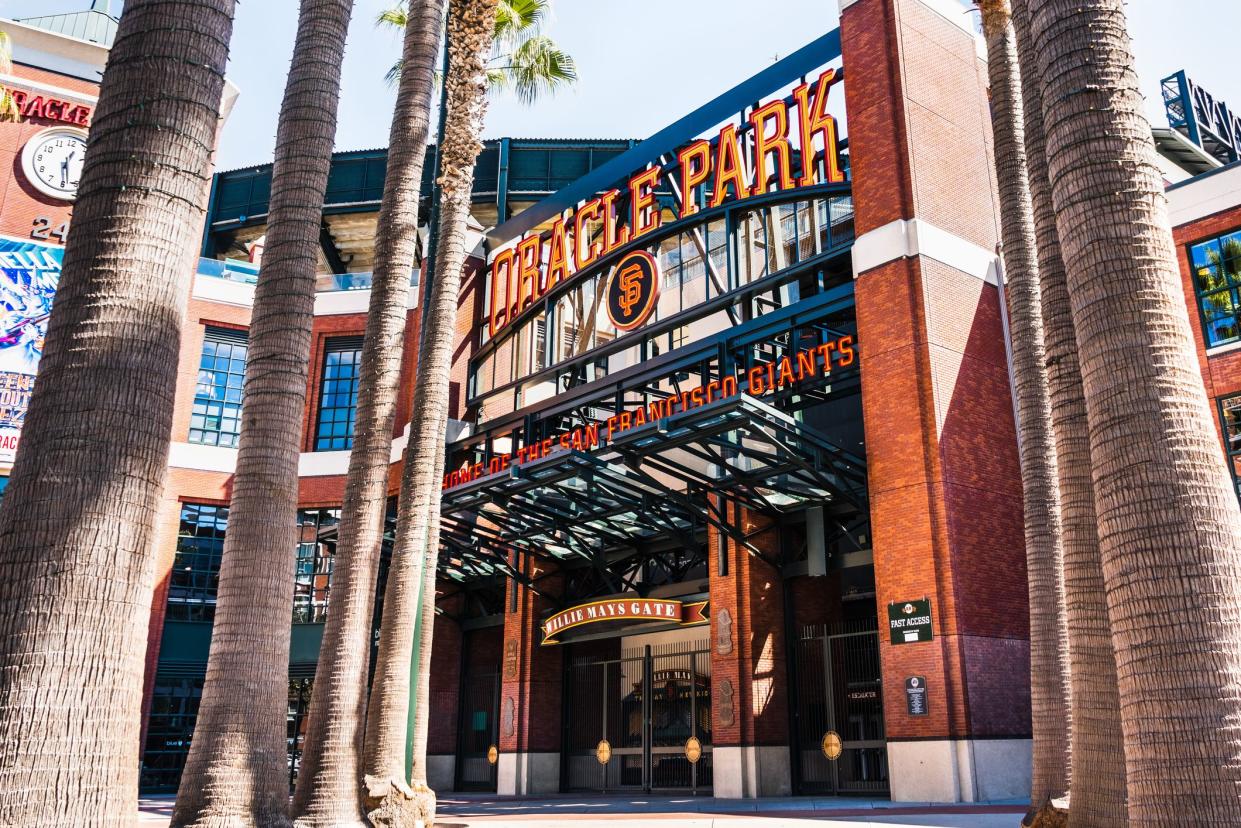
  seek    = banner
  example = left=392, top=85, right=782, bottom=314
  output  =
left=542, top=597, right=709, bottom=645
left=0, top=239, right=62, bottom=464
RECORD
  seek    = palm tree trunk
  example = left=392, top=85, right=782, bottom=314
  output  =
left=977, top=2, right=1071, bottom=814
left=290, top=1, right=445, bottom=825
left=1028, top=0, right=1241, bottom=821
left=171, top=2, right=354, bottom=825
left=0, top=1, right=235, bottom=824
left=361, top=2, right=498, bottom=824
left=1010, top=1, right=1127, bottom=823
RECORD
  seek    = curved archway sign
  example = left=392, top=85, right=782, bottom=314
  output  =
left=542, top=598, right=708, bottom=644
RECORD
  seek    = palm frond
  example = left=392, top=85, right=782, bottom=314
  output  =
left=376, top=4, right=408, bottom=30
left=498, top=34, right=576, bottom=106
left=493, top=0, right=548, bottom=52
left=0, top=31, right=12, bottom=76
left=385, top=58, right=404, bottom=86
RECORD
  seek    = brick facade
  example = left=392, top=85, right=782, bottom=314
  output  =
left=842, top=0, right=1031, bottom=754
left=1173, top=202, right=1241, bottom=444
left=707, top=505, right=789, bottom=750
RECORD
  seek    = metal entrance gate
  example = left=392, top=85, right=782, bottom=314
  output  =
left=791, top=620, right=888, bottom=794
left=564, top=640, right=712, bottom=793
left=455, top=667, right=500, bottom=790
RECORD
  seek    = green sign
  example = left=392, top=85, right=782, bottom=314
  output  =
left=888, top=598, right=933, bottom=645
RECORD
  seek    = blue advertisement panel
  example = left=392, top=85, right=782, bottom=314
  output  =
left=0, top=238, right=62, bottom=464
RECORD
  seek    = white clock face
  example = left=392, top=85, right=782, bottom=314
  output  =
left=21, top=128, right=88, bottom=201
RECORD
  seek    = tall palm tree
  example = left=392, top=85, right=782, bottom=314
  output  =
left=379, top=0, right=576, bottom=101
left=290, top=0, right=445, bottom=824
left=1028, top=0, right=1241, bottom=821
left=361, top=3, right=499, bottom=825
left=0, top=1, right=235, bottom=823
left=975, top=3, right=1071, bottom=820
left=172, top=2, right=355, bottom=825
left=1010, top=1, right=1127, bottom=823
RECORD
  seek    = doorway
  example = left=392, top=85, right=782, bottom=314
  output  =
left=790, top=619, right=888, bottom=794
left=564, top=638, right=712, bottom=793
left=455, top=630, right=501, bottom=791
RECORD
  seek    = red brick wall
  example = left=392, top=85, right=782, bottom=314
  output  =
left=842, top=0, right=1030, bottom=743
left=428, top=589, right=465, bottom=756
left=0, top=65, right=97, bottom=242
left=708, top=504, right=789, bottom=748
left=1173, top=204, right=1241, bottom=449
left=499, top=557, right=563, bottom=755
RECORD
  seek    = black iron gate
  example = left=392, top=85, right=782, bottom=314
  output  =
left=455, top=668, right=500, bottom=791
left=791, top=620, right=888, bottom=794
left=564, top=639, right=712, bottom=793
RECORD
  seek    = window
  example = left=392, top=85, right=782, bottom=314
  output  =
left=166, top=503, right=228, bottom=622
left=1190, top=229, right=1241, bottom=347
left=1219, top=394, right=1241, bottom=501
left=140, top=674, right=204, bottom=792
left=293, top=508, right=339, bottom=623
left=315, top=337, right=364, bottom=451
left=190, top=327, right=248, bottom=447
left=141, top=674, right=316, bottom=794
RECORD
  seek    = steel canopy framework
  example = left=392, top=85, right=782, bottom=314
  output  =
left=439, top=386, right=866, bottom=589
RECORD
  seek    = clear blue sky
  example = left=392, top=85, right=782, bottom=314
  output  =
left=6, top=0, right=1240, bottom=172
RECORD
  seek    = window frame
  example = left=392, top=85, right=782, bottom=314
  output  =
left=165, top=501, right=229, bottom=622
left=1217, top=392, right=1241, bottom=502
left=1189, top=226, right=1241, bottom=349
left=313, top=335, right=365, bottom=452
left=188, top=326, right=249, bottom=448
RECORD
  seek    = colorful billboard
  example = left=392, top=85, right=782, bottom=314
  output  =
left=0, top=239, right=62, bottom=465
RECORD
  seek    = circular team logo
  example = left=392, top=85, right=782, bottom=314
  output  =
left=486, top=744, right=498, bottom=765
left=596, top=739, right=612, bottom=765
left=606, top=250, right=659, bottom=331
left=822, top=730, right=843, bottom=760
left=685, top=736, right=702, bottom=764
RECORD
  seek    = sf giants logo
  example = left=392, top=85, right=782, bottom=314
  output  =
left=606, top=250, right=659, bottom=331
left=618, top=262, right=645, bottom=316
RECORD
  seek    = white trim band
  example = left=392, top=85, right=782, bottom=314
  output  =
left=851, top=218, right=999, bottom=285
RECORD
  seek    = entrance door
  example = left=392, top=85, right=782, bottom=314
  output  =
left=791, top=621, right=888, bottom=794
left=455, top=668, right=500, bottom=791
left=564, top=639, right=711, bottom=793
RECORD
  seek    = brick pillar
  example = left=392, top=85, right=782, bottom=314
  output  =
left=841, top=0, right=1031, bottom=803
left=708, top=503, right=791, bottom=797
left=496, top=555, right=563, bottom=794
left=426, top=586, right=464, bottom=791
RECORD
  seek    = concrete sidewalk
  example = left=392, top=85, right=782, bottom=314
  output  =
left=140, top=793, right=1027, bottom=826
left=435, top=794, right=1027, bottom=826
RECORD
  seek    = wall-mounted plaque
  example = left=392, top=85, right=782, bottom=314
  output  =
left=905, top=676, right=929, bottom=716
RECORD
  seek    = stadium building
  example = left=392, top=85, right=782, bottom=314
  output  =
left=2, top=0, right=1239, bottom=805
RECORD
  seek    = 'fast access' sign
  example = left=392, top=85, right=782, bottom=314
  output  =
left=888, top=598, right=933, bottom=645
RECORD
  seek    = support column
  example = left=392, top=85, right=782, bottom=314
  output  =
left=841, top=0, right=1031, bottom=802
left=426, top=586, right=464, bottom=792
left=496, top=556, right=563, bottom=795
left=708, top=504, right=791, bottom=798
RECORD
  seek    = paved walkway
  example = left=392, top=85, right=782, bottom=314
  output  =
left=435, top=794, right=1026, bottom=826
left=141, top=793, right=1027, bottom=826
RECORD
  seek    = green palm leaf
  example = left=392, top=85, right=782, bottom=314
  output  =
left=376, top=0, right=574, bottom=104
left=0, top=31, right=19, bottom=123
left=495, top=34, right=576, bottom=106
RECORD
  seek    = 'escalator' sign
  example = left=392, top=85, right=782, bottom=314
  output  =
left=888, top=599, right=933, bottom=645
